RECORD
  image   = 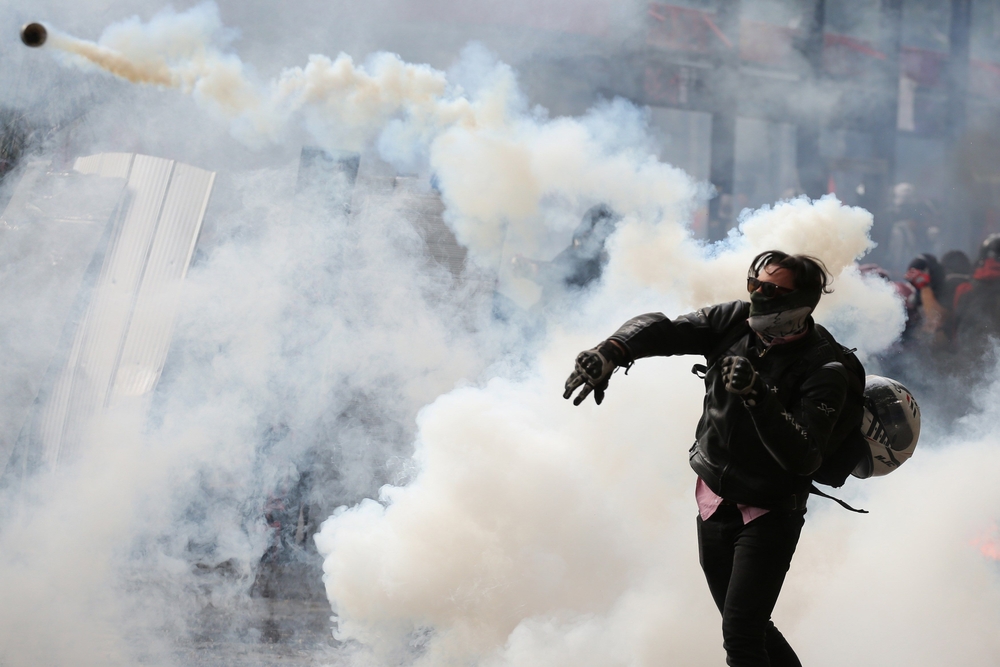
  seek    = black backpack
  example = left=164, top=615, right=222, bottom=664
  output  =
left=694, top=320, right=869, bottom=511
left=807, top=324, right=868, bottom=489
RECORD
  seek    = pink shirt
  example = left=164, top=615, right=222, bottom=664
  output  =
left=696, top=477, right=770, bottom=524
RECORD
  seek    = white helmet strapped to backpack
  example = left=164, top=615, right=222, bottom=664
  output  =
left=852, top=375, right=921, bottom=479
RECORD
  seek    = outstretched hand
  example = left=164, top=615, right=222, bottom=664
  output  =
left=564, top=344, right=617, bottom=406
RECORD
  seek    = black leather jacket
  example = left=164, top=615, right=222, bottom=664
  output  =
left=609, top=301, right=849, bottom=510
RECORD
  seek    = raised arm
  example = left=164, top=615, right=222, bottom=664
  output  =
left=564, top=301, right=749, bottom=405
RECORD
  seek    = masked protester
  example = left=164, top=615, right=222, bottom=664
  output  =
left=565, top=251, right=848, bottom=667
left=903, top=254, right=947, bottom=346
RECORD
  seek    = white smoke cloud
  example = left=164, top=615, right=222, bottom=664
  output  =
left=0, top=160, right=497, bottom=665
left=789, top=431, right=1000, bottom=666
left=315, top=298, right=997, bottom=667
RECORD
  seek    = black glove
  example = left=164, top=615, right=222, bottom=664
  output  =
left=563, top=341, right=624, bottom=406
left=720, top=355, right=763, bottom=404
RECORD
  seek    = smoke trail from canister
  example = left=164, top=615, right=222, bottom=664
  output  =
left=49, top=33, right=176, bottom=86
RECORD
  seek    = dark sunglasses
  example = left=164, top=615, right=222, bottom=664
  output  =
left=747, top=276, right=795, bottom=297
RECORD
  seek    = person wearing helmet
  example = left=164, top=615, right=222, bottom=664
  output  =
left=953, top=234, right=1000, bottom=360
left=564, top=251, right=852, bottom=667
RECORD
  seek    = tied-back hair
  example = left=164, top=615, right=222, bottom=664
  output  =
left=748, top=250, right=833, bottom=294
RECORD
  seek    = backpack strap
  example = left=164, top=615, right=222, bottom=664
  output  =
left=809, top=483, right=869, bottom=514
left=813, top=325, right=865, bottom=395
left=691, top=321, right=751, bottom=379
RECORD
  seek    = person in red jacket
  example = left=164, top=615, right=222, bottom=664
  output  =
left=954, top=234, right=1000, bottom=360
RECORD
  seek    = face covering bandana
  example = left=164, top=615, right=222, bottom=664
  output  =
left=748, top=288, right=821, bottom=342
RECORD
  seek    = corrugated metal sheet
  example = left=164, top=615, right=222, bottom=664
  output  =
left=110, top=163, right=215, bottom=399
left=0, top=163, right=125, bottom=476
left=36, top=153, right=215, bottom=467
left=74, top=152, right=134, bottom=180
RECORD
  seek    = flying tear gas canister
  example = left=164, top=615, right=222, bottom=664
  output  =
left=20, top=23, right=47, bottom=47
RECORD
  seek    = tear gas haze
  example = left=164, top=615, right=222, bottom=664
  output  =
left=0, top=2, right=998, bottom=667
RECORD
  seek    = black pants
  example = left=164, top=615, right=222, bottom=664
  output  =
left=697, top=504, right=806, bottom=667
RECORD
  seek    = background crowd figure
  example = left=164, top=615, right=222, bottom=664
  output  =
left=863, top=183, right=1000, bottom=429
